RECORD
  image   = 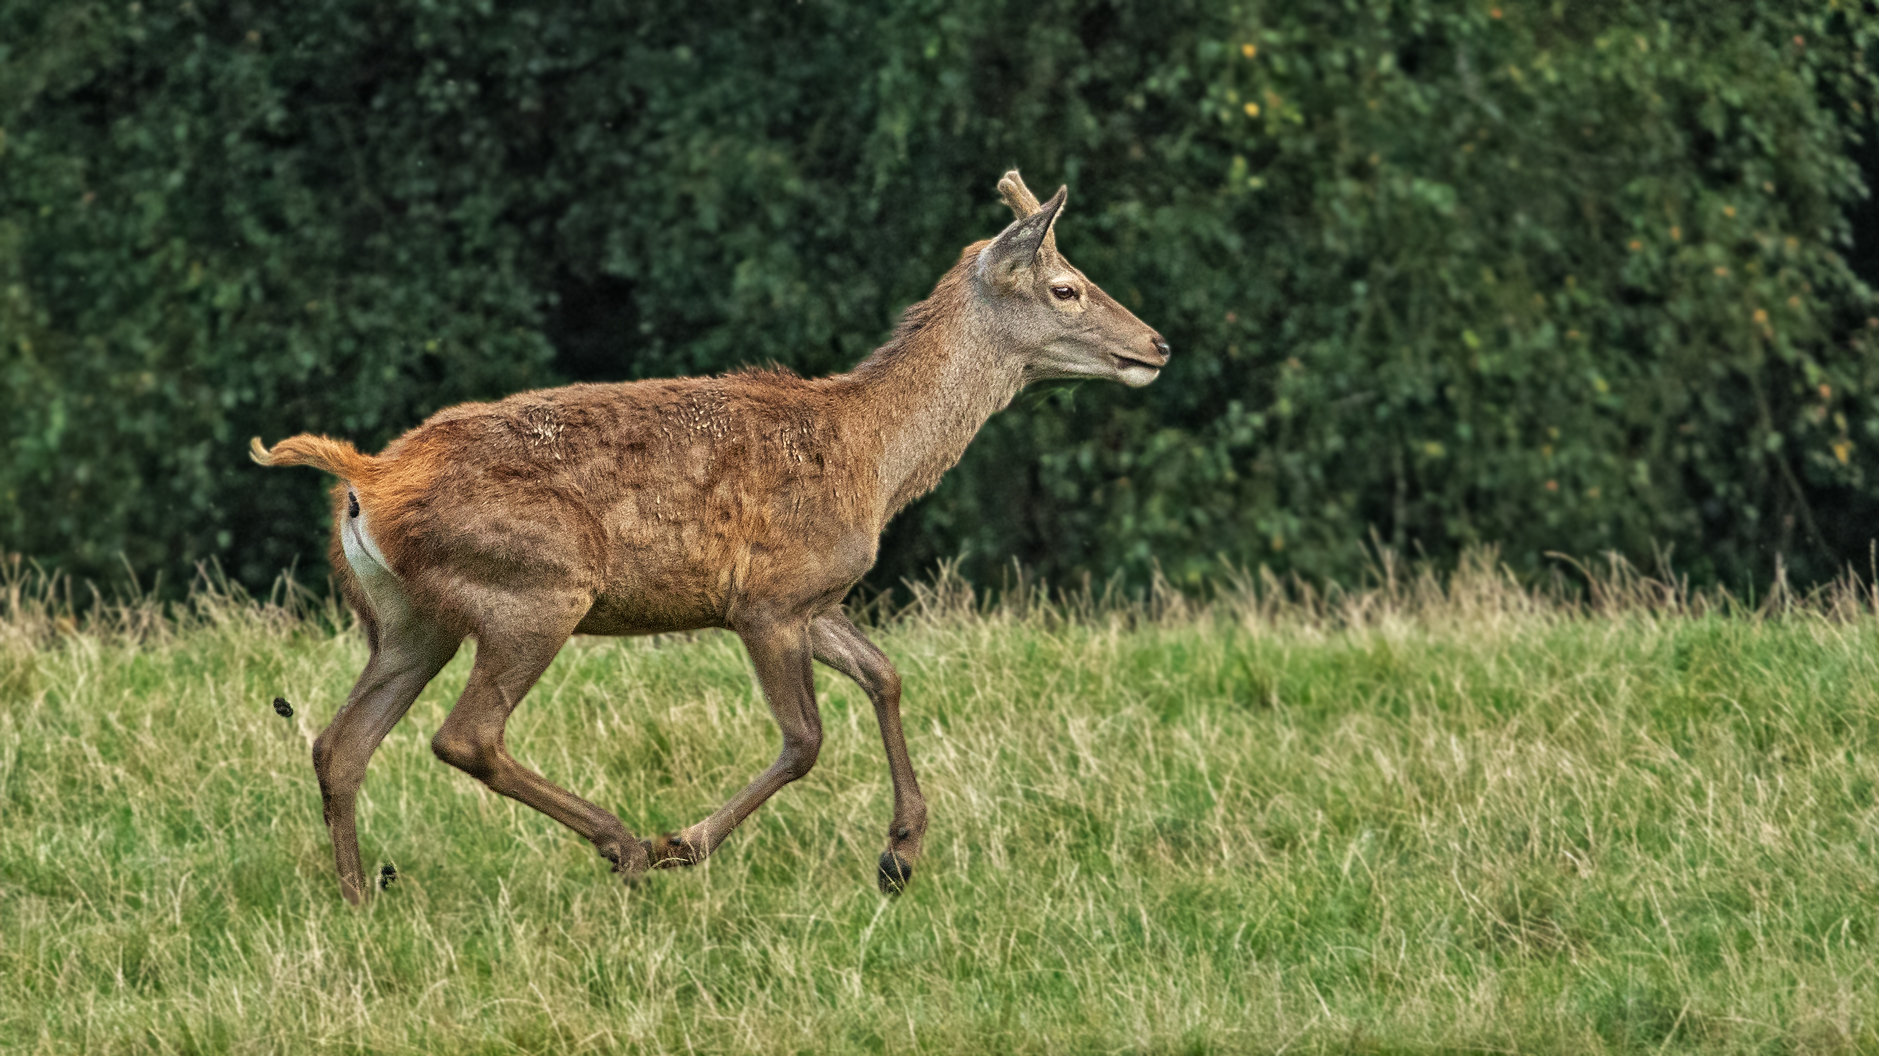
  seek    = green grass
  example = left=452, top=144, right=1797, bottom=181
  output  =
left=3, top=560, right=1878, bottom=1053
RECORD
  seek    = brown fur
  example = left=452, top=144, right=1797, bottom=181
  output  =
left=254, top=171, right=1169, bottom=903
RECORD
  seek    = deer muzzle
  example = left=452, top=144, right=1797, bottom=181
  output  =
left=1114, top=336, right=1170, bottom=387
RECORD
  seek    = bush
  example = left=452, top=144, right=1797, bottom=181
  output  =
left=3, top=0, right=1876, bottom=594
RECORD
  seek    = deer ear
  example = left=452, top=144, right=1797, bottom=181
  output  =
left=978, top=185, right=1066, bottom=287
left=997, top=169, right=1043, bottom=219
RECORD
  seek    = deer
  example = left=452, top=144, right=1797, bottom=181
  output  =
left=251, top=170, right=1169, bottom=904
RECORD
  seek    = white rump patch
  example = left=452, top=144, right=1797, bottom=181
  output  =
left=341, top=502, right=412, bottom=627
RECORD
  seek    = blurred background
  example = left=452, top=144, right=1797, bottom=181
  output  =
left=4, top=0, right=1878, bottom=598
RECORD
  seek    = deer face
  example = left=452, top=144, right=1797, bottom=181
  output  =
left=975, top=178, right=1170, bottom=388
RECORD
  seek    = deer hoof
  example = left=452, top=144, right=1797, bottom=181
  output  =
left=598, top=836, right=649, bottom=882
left=878, top=850, right=914, bottom=895
left=650, top=831, right=696, bottom=868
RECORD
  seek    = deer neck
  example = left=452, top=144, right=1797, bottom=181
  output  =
left=843, top=294, right=1025, bottom=526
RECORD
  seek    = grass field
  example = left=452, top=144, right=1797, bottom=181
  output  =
left=3, top=557, right=1878, bottom=1054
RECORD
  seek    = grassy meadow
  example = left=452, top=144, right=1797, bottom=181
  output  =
left=2, top=557, right=1878, bottom=1054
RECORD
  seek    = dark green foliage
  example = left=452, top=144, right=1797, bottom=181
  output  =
left=4, top=0, right=1878, bottom=593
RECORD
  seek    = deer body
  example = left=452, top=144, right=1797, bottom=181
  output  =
left=255, top=172, right=1168, bottom=903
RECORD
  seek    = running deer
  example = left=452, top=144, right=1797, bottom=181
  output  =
left=252, top=171, right=1169, bottom=904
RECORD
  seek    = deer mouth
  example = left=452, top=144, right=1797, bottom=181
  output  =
left=1113, top=353, right=1165, bottom=386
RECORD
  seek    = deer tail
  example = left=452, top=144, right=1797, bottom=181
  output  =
left=249, top=435, right=376, bottom=481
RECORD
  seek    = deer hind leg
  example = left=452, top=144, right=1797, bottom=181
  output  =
left=646, top=617, right=822, bottom=869
left=812, top=611, right=926, bottom=894
left=315, top=613, right=461, bottom=905
left=430, top=603, right=650, bottom=883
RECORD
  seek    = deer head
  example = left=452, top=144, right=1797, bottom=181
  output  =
left=974, top=170, right=1170, bottom=388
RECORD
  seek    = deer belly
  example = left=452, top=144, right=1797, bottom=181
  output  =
left=575, top=584, right=722, bottom=635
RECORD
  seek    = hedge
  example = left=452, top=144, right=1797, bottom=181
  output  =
left=4, top=0, right=1877, bottom=594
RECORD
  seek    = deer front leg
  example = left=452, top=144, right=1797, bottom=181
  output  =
left=811, top=611, right=927, bottom=894
left=647, top=617, right=822, bottom=868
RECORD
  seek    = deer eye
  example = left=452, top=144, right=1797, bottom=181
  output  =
left=1050, top=285, right=1078, bottom=301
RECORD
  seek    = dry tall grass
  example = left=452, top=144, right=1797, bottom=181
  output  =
left=3, top=551, right=1877, bottom=1054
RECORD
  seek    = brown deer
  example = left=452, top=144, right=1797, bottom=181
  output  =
left=252, top=171, right=1168, bottom=904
